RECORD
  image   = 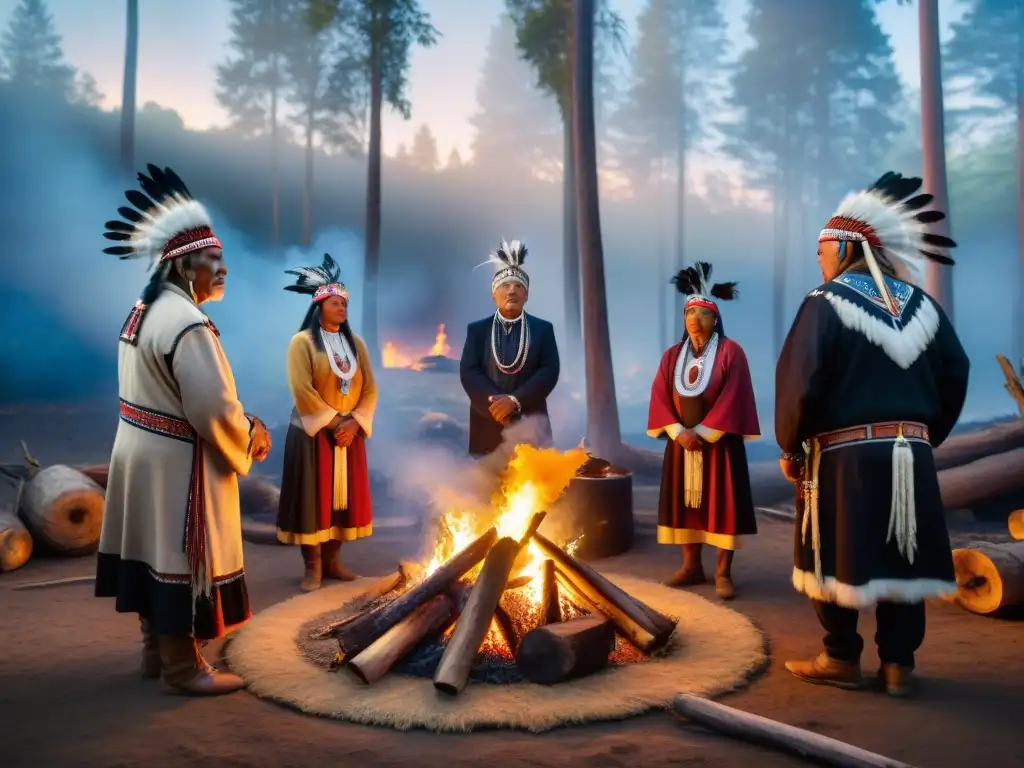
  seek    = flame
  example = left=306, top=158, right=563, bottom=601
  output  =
left=381, top=324, right=450, bottom=369
left=419, top=444, right=590, bottom=649
left=430, top=324, right=451, bottom=357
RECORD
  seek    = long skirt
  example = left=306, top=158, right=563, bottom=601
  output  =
left=657, top=433, right=757, bottom=550
left=792, top=438, right=956, bottom=608
left=276, top=424, right=373, bottom=545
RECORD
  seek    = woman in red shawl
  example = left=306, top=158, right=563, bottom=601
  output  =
left=647, top=262, right=760, bottom=599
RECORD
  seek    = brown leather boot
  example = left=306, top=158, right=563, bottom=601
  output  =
left=158, top=635, right=244, bottom=696
left=140, top=616, right=161, bottom=679
left=300, top=544, right=322, bottom=592
left=785, top=652, right=865, bottom=690
left=878, top=663, right=914, bottom=697
left=664, top=543, right=706, bottom=587
left=715, top=549, right=736, bottom=600
left=321, top=539, right=359, bottom=581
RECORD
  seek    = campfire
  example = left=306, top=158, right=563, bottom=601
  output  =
left=382, top=324, right=453, bottom=371
left=325, top=445, right=677, bottom=693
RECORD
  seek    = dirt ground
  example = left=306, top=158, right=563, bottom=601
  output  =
left=1, top=403, right=1022, bottom=768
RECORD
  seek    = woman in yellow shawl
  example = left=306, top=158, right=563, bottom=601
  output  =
left=276, top=254, right=378, bottom=591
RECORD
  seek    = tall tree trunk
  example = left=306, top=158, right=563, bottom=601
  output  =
left=572, top=0, right=621, bottom=459
left=772, top=99, right=790, bottom=358
left=362, top=25, right=384, bottom=367
left=1015, top=22, right=1023, bottom=369
left=562, top=115, right=582, bottom=376
left=303, top=106, right=314, bottom=248
left=119, top=0, right=138, bottom=179
left=657, top=155, right=668, bottom=352
left=673, top=122, right=686, bottom=340
left=918, top=0, right=955, bottom=321
left=270, top=0, right=280, bottom=249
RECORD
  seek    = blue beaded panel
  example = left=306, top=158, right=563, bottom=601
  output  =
left=833, top=272, right=915, bottom=318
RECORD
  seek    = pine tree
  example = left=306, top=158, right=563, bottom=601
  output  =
left=0, top=0, right=76, bottom=100
left=408, top=123, right=439, bottom=170
left=445, top=147, right=463, bottom=170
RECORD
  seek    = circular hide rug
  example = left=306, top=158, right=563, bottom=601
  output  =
left=225, top=573, right=767, bottom=733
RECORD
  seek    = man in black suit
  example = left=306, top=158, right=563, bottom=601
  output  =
left=459, top=239, right=561, bottom=458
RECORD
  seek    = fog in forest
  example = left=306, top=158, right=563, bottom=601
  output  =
left=0, top=0, right=1020, bottom=448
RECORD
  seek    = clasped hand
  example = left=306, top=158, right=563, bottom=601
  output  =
left=251, top=420, right=272, bottom=462
left=488, top=394, right=519, bottom=423
left=674, top=428, right=704, bottom=451
left=779, top=456, right=804, bottom=483
left=332, top=416, right=360, bottom=448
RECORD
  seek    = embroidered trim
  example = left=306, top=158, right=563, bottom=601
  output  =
left=119, top=399, right=196, bottom=443
left=119, top=302, right=148, bottom=345
left=673, top=333, right=719, bottom=397
left=147, top=566, right=245, bottom=586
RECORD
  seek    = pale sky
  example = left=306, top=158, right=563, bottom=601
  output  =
left=0, top=0, right=965, bottom=161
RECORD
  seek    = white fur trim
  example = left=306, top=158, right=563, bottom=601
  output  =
left=820, top=290, right=938, bottom=369
left=130, top=196, right=216, bottom=270
left=792, top=568, right=957, bottom=608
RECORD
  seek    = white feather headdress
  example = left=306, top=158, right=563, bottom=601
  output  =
left=819, top=172, right=956, bottom=315
left=475, top=238, right=530, bottom=291
left=103, top=165, right=220, bottom=272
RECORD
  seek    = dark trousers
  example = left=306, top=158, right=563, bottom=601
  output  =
left=813, top=599, right=926, bottom=668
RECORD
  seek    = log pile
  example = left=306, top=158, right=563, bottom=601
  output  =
left=952, top=540, right=1024, bottom=616
left=332, top=514, right=678, bottom=694
left=0, top=445, right=106, bottom=574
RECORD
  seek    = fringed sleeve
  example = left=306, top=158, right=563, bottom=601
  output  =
left=929, top=299, right=970, bottom=447
left=173, top=325, right=255, bottom=477
left=696, top=338, right=760, bottom=443
left=775, top=294, right=835, bottom=455
left=350, top=335, right=379, bottom=439
left=647, top=344, right=683, bottom=441
left=286, top=332, right=338, bottom=437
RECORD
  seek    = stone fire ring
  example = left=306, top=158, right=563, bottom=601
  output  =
left=225, top=573, right=767, bottom=733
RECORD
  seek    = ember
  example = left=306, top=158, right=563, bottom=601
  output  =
left=330, top=445, right=678, bottom=693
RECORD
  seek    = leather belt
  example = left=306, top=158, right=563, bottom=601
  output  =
left=815, top=421, right=929, bottom=450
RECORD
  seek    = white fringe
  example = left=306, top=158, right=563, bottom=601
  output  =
left=792, top=568, right=957, bottom=608
left=684, top=449, right=703, bottom=508
left=821, top=290, right=939, bottom=369
left=888, top=432, right=918, bottom=564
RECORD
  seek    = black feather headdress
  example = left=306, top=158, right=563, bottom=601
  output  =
left=671, top=261, right=739, bottom=305
left=284, top=253, right=342, bottom=295
left=103, top=164, right=219, bottom=270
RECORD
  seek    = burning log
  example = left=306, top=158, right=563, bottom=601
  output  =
left=434, top=537, right=524, bottom=696
left=553, top=567, right=603, bottom=616
left=19, top=466, right=104, bottom=556
left=334, top=527, right=499, bottom=656
left=538, top=559, right=561, bottom=626
left=346, top=593, right=455, bottom=685
left=952, top=541, right=1024, bottom=615
left=434, top=512, right=547, bottom=696
left=0, top=506, right=33, bottom=573
left=492, top=603, right=519, bottom=656
left=515, top=616, right=615, bottom=685
left=505, top=574, right=532, bottom=590
left=531, top=531, right=676, bottom=653
left=313, top=566, right=410, bottom=640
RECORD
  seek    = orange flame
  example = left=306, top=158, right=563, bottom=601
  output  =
left=430, top=324, right=450, bottom=357
left=381, top=324, right=449, bottom=370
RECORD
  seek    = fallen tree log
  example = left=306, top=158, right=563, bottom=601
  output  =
left=516, top=616, right=614, bottom=685
left=334, top=527, right=498, bottom=657
left=19, top=465, right=104, bottom=556
left=532, top=531, right=676, bottom=653
left=537, top=558, right=561, bottom=626
left=672, top=694, right=917, bottom=768
left=939, top=448, right=1024, bottom=511
left=952, top=541, right=1024, bottom=615
left=1009, top=510, right=1024, bottom=541
left=933, top=418, right=1024, bottom=471
left=346, top=593, right=455, bottom=685
left=0, top=506, right=33, bottom=573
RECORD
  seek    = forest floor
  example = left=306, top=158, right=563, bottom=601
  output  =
left=1, top=400, right=1022, bottom=768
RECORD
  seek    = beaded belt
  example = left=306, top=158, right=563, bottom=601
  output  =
left=815, top=421, right=928, bottom=450
left=119, top=399, right=196, bottom=442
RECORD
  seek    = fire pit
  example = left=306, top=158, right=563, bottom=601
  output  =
left=321, top=445, right=675, bottom=694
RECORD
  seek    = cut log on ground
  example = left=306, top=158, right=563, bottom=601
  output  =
left=0, top=507, right=33, bottom=573
left=538, top=558, right=561, bottom=626
left=996, top=354, right=1024, bottom=416
left=312, top=567, right=410, bottom=639
left=19, top=465, right=104, bottom=556
left=939, top=448, right=1024, bottom=511
left=334, top=527, right=498, bottom=657
left=515, top=616, right=615, bottom=685
left=672, top=694, right=917, bottom=768
left=77, top=464, right=109, bottom=490
left=952, top=541, right=1024, bottom=615
left=434, top=536, right=523, bottom=696
left=345, top=593, right=455, bottom=685
left=1009, top=510, right=1024, bottom=541
left=532, top=531, right=676, bottom=653
left=933, top=419, right=1024, bottom=471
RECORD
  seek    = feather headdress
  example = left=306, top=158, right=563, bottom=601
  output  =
left=671, top=261, right=739, bottom=313
left=476, top=238, right=530, bottom=292
left=820, top=171, right=956, bottom=315
left=284, top=253, right=348, bottom=303
left=103, top=164, right=220, bottom=271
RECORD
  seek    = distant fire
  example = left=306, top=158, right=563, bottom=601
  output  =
left=382, top=323, right=452, bottom=370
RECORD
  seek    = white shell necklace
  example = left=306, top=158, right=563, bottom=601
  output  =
left=491, top=311, right=530, bottom=375
left=674, top=332, right=719, bottom=398
left=320, top=328, right=358, bottom=395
